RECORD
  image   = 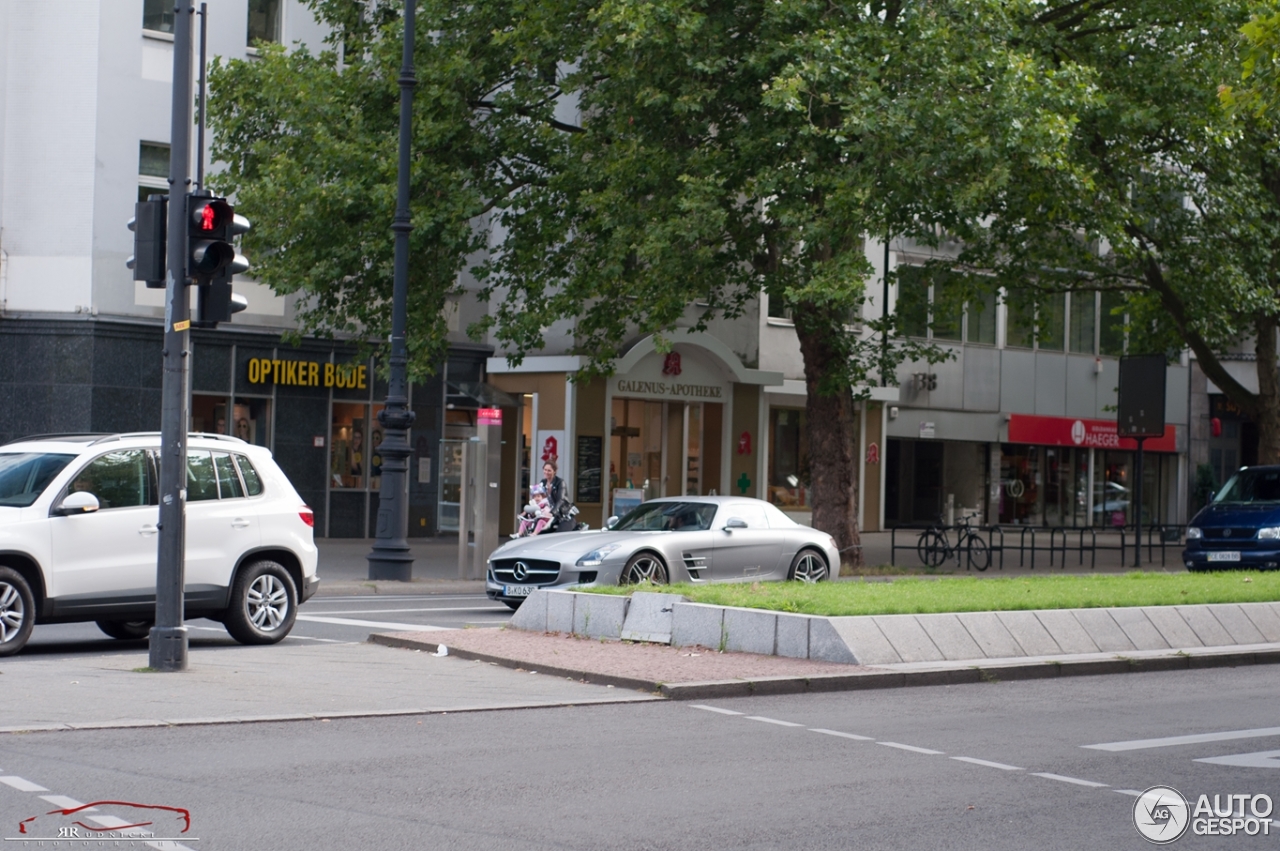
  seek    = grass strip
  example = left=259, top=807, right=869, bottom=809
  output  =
left=583, top=571, right=1280, bottom=617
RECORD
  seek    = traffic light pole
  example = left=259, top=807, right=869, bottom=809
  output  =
left=366, top=0, right=417, bottom=581
left=151, top=1, right=195, bottom=671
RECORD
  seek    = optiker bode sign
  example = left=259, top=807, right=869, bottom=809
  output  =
left=1008, top=413, right=1176, bottom=452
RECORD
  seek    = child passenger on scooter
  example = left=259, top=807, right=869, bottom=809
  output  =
left=515, top=483, right=554, bottom=537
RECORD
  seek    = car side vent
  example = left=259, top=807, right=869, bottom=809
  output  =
left=682, top=552, right=706, bottom=580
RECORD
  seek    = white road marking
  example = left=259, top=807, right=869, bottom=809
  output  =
left=951, top=756, right=1022, bottom=771
left=1114, top=790, right=1144, bottom=797
left=0, top=776, right=48, bottom=792
left=295, top=615, right=451, bottom=631
left=39, top=795, right=92, bottom=810
left=810, top=728, right=874, bottom=741
left=1194, top=749, right=1280, bottom=768
left=1083, top=727, right=1280, bottom=752
left=745, top=716, right=804, bottom=728
left=878, top=742, right=944, bottom=755
left=1032, top=772, right=1108, bottom=788
left=690, top=705, right=744, bottom=716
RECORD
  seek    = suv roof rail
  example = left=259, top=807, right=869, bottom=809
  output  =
left=108, top=432, right=249, bottom=445
left=4, top=433, right=114, bottom=446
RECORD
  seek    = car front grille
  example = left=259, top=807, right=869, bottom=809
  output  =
left=490, top=558, right=561, bottom=585
left=1203, top=528, right=1258, bottom=540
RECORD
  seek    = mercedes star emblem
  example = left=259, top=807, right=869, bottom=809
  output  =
left=513, top=561, right=529, bottom=581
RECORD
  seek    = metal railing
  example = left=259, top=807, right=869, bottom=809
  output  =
left=890, top=523, right=1187, bottom=569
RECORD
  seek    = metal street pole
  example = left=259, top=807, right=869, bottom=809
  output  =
left=367, top=0, right=417, bottom=581
left=151, top=1, right=195, bottom=670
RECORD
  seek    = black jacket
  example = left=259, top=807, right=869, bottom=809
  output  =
left=543, top=476, right=568, bottom=513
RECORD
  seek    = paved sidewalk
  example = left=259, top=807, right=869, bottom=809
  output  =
left=0, top=641, right=656, bottom=734
left=315, top=536, right=485, bottom=596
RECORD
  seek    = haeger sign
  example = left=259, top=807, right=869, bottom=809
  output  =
left=1008, top=414, right=1176, bottom=452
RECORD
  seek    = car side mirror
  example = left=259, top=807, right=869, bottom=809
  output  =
left=606, top=516, right=619, bottom=529
left=724, top=517, right=747, bottom=530
left=56, top=491, right=100, bottom=515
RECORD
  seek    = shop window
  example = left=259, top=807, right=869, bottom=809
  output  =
left=331, top=403, right=369, bottom=489
left=191, top=395, right=230, bottom=436
left=1099, top=291, right=1127, bottom=356
left=70, top=451, right=154, bottom=510
left=998, top=445, right=1041, bottom=525
left=138, top=142, right=169, bottom=203
left=1068, top=291, right=1097, bottom=354
left=768, top=408, right=809, bottom=509
left=610, top=398, right=664, bottom=501
left=232, top=399, right=271, bottom=446
left=966, top=292, right=997, bottom=345
left=247, top=0, right=282, bottom=46
left=142, top=0, right=173, bottom=33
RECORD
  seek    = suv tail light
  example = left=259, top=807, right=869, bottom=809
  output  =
left=299, top=506, right=315, bottom=528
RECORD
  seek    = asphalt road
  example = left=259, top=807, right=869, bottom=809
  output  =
left=19, top=594, right=514, bottom=657
left=2, top=665, right=1277, bottom=849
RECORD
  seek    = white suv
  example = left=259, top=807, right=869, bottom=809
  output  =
left=0, top=432, right=319, bottom=656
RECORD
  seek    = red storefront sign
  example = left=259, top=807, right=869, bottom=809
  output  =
left=477, top=407, right=503, bottom=426
left=1007, top=414, right=1176, bottom=452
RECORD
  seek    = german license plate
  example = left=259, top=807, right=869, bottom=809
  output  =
left=504, top=584, right=536, bottom=596
left=1207, top=551, right=1241, bottom=563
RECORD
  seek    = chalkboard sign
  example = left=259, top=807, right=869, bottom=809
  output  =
left=576, top=435, right=603, bottom=504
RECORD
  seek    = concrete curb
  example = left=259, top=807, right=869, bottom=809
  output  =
left=316, top=579, right=486, bottom=597
left=369, top=631, right=1280, bottom=701
left=509, top=590, right=1280, bottom=668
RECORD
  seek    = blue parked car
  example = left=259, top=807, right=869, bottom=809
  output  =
left=1183, top=466, right=1280, bottom=571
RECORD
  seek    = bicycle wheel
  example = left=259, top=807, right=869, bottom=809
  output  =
left=917, top=531, right=948, bottom=567
left=965, top=535, right=990, bottom=572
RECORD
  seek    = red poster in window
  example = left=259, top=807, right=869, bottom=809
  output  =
left=737, top=431, right=752, bottom=455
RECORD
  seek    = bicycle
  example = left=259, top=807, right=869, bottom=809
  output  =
left=916, top=513, right=991, bottom=571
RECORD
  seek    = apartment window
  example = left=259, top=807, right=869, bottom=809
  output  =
left=930, top=271, right=963, bottom=342
left=1099, top=291, right=1127, bottom=356
left=896, top=266, right=931, bottom=338
left=766, top=293, right=792, bottom=322
left=248, top=0, right=282, bottom=46
left=1068, top=292, right=1097, bottom=354
left=142, top=0, right=174, bottom=34
left=966, top=292, right=997, bottom=345
left=138, top=142, right=169, bottom=202
left=1004, top=289, right=1065, bottom=350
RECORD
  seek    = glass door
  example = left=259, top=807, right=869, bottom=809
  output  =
left=438, top=439, right=465, bottom=532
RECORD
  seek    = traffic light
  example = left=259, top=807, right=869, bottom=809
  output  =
left=187, top=193, right=238, bottom=280
left=189, top=193, right=251, bottom=327
left=127, top=195, right=167, bottom=287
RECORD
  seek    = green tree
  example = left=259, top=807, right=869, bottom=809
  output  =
left=209, top=0, right=1088, bottom=562
left=951, top=0, right=1280, bottom=464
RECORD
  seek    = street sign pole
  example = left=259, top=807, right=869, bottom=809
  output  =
left=150, top=1, right=195, bottom=671
left=1134, top=437, right=1145, bottom=568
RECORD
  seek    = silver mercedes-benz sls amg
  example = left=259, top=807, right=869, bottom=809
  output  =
left=485, top=496, right=838, bottom=609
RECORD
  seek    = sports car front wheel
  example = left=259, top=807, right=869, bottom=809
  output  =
left=619, top=553, right=669, bottom=586
left=788, top=549, right=830, bottom=583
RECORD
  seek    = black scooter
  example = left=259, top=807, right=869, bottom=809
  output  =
left=540, top=502, right=589, bottom=534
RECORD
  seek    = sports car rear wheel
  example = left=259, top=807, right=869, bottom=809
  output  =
left=619, top=553, right=669, bottom=586
left=788, top=549, right=830, bottom=583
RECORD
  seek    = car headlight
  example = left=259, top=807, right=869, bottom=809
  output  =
left=1258, top=527, right=1280, bottom=540
left=577, top=543, right=623, bottom=567
left=1186, top=527, right=1202, bottom=540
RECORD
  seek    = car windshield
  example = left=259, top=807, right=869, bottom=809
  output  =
left=0, top=452, right=77, bottom=507
left=1214, top=469, right=1280, bottom=504
left=613, top=501, right=718, bottom=532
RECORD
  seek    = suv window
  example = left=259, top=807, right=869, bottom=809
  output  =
left=214, top=452, right=245, bottom=499
left=187, top=451, right=219, bottom=501
left=69, top=450, right=155, bottom=509
left=0, top=453, right=77, bottom=508
left=235, top=454, right=264, bottom=496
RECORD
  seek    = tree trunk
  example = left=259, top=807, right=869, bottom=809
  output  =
left=1255, top=315, right=1280, bottom=465
left=792, top=301, right=862, bottom=570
